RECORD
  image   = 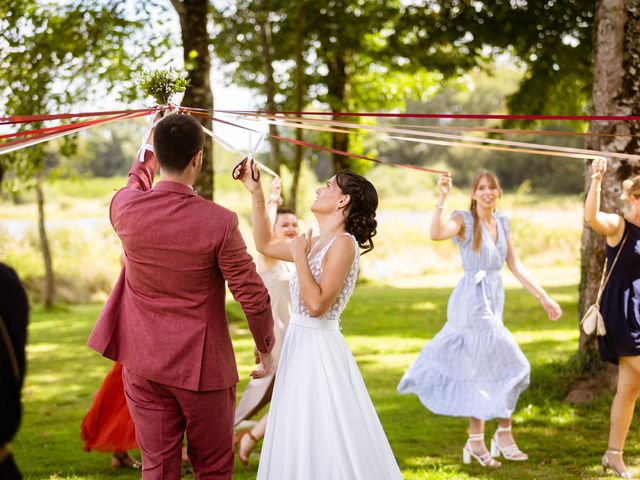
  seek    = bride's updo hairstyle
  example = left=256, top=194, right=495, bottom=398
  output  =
left=335, top=170, right=378, bottom=254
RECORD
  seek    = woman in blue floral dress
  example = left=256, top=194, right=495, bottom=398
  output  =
left=398, top=171, right=562, bottom=468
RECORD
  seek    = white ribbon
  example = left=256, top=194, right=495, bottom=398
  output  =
left=201, top=125, right=278, bottom=178
left=473, top=270, right=496, bottom=318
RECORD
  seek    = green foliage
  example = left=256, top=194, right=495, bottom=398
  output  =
left=139, top=68, right=190, bottom=105
left=377, top=68, right=587, bottom=193
left=211, top=0, right=595, bottom=180
left=0, top=0, right=172, bottom=184
left=394, top=1, right=594, bottom=123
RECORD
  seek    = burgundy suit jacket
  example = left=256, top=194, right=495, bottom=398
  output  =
left=88, top=148, right=274, bottom=392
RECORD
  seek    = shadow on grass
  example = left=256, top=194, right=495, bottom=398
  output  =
left=15, top=283, right=634, bottom=480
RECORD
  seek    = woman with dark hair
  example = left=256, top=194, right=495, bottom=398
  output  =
left=235, top=178, right=299, bottom=466
left=398, top=171, right=562, bottom=469
left=585, top=158, right=640, bottom=478
left=236, top=162, right=402, bottom=479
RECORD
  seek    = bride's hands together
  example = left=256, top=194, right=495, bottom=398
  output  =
left=291, top=228, right=313, bottom=263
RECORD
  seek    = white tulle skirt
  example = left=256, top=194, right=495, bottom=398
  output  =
left=257, top=314, right=403, bottom=480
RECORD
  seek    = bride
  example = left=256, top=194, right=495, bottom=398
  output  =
left=237, top=160, right=403, bottom=479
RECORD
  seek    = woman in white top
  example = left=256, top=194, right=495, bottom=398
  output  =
left=235, top=178, right=299, bottom=466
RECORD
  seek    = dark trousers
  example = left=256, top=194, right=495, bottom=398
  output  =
left=122, top=367, right=236, bottom=480
left=0, top=454, right=22, bottom=480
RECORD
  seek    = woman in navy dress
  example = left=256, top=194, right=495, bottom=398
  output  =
left=585, top=158, right=640, bottom=479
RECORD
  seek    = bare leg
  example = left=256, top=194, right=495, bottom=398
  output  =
left=111, top=451, right=141, bottom=469
left=238, top=414, right=268, bottom=464
left=605, top=356, right=640, bottom=474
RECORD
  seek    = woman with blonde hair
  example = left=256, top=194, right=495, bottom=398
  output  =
left=398, top=170, right=562, bottom=468
left=585, top=158, right=640, bottom=478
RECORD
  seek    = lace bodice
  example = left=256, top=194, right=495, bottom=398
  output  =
left=289, top=233, right=359, bottom=321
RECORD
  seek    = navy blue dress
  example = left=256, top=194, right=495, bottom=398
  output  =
left=599, top=220, right=640, bottom=364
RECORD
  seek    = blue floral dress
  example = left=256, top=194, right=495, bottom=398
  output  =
left=398, top=210, right=530, bottom=420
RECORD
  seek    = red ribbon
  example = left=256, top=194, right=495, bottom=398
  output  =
left=0, top=111, right=152, bottom=151
left=0, top=111, right=151, bottom=140
left=191, top=111, right=449, bottom=175
left=0, top=108, right=157, bottom=126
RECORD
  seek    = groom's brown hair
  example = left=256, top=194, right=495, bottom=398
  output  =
left=154, top=114, right=205, bottom=174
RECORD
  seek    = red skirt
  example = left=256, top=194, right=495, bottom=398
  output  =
left=81, top=362, right=137, bottom=452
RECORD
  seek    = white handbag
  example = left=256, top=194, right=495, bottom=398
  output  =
left=581, top=233, right=628, bottom=336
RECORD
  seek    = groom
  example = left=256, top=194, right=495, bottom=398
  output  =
left=88, top=111, right=274, bottom=479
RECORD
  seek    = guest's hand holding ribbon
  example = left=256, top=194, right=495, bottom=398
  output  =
left=436, top=173, right=452, bottom=202
left=591, top=157, right=607, bottom=179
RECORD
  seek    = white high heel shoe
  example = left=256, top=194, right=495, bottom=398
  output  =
left=602, top=448, right=632, bottom=478
left=490, top=425, right=528, bottom=461
left=462, top=433, right=501, bottom=468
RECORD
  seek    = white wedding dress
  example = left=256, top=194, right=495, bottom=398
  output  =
left=257, top=234, right=403, bottom=480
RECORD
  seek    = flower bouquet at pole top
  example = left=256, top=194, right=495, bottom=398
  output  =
left=139, top=68, right=190, bottom=106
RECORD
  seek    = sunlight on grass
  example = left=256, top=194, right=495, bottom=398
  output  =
left=13, top=281, right=640, bottom=480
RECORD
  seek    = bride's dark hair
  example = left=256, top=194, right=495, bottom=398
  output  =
left=335, top=170, right=378, bottom=254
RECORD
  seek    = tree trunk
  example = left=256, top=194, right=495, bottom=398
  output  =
left=327, top=52, right=350, bottom=173
left=577, top=0, right=640, bottom=368
left=289, top=5, right=305, bottom=212
left=36, top=170, right=54, bottom=309
left=258, top=0, right=282, bottom=177
left=171, top=0, right=215, bottom=200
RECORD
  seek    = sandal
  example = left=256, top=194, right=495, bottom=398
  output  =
left=602, top=448, right=633, bottom=478
left=237, top=430, right=259, bottom=467
left=111, top=451, right=141, bottom=469
left=490, top=425, right=528, bottom=461
left=462, top=433, right=501, bottom=468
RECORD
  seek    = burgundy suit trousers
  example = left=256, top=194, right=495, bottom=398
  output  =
left=123, top=367, right=235, bottom=479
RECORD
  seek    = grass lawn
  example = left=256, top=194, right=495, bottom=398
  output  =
left=13, top=281, right=632, bottom=479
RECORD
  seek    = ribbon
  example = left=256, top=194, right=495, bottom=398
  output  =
left=0, top=107, right=157, bottom=126
left=0, top=111, right=152, bottom=156
left=217, top=109, right=640, bottom=122
left=229, top=112, right=627, bottom=161
left=202, top=112, right=450, bottom=175
left=473, top=270, right=496, bottom=319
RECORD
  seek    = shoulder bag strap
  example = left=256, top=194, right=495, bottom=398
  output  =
left=595, top=232, right=629, bottom=305
left=0, top=313, right=20, bottom=383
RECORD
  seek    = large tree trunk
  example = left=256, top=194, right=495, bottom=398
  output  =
left=327, top=52, right=351, bottom=173
left=289, top=5, right=305, bottom=212
left=577, top=0, right=640, bottom=368
left=171, top=0, right=215, bottom=200
left=258, top=0, right=282, bottom=177
left=35, top=170, right=54, bottom=309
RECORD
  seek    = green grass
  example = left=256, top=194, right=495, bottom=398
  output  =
left=12, top=281, right=635, bottom=479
